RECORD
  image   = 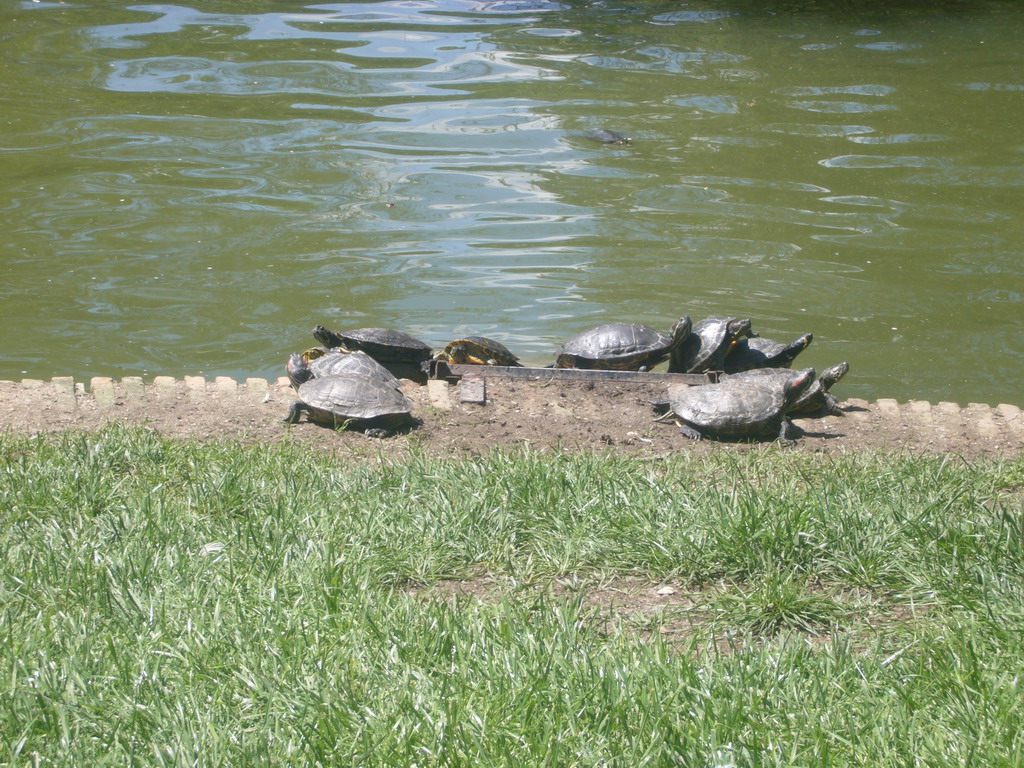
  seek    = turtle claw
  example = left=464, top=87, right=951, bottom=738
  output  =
left=678, top=423, right=703, bottom=441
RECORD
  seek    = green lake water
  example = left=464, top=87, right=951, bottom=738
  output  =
left=2, top=0, right=1022, bottom=405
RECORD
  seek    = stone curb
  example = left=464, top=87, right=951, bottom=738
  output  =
left=0, top=376, right=294, bottom=407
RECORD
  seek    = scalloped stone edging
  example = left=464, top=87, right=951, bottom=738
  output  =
left=3, top=375, right=1022, bottom=444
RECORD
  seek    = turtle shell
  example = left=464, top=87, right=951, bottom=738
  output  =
left=312, top=325, right=432, bottom=364
left=311, top=350, right=401, bottom=387
left=721, top=362, right=847, bottom=416
left=435, top=336, right=521, bottom=366
left=584, top=129, right=631, bottom=145
left=669, top=316, right=752, bottom=374
left=662, top=368, right=814, bottom=439
left=287, top=348, right=401, bottom=390
left=556, top=317, right=691, bottom=371
left=723, top=333, right=813, bottom=373
left=286, top=373, right=414, bottom=430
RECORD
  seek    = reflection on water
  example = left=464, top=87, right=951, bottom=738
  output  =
left=1, top=0, right=1022, bottom=406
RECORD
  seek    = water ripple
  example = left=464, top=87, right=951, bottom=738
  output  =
left=819, top=155, right=943, bottom=169
left=3, top=0, right=1023, bottom=406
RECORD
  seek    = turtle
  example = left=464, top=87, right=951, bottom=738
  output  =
left=434, top=336, right=522, bottom=366
left=583, top=129, right=632, bottom=145
left=284, top=372, right=415, bottom=437
left=723, top=332, right=813, bottom=373
left=721, top=361, right=849, bottom=417
left=287, top=351, right=317, bottom=389
left=555, top=317, right=692, bottom=371
left=286, top=345, right=337, bottom=388
left=300, top=345, right=332, bottom=363
left=287, top=349, right=401, bottom=390
left=654, top=367, right=816, bottom=445
left=668, top=316, right=753, bottom=374
left=312, top=325, right=432, bottom=365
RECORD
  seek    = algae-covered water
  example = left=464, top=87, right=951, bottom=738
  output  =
left=2, top=0, right=1022, bottom=405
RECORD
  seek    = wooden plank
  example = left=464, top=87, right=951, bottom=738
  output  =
left=459, top=376, right=486, bottom=404
left=428, top=360, right=712, bottom=385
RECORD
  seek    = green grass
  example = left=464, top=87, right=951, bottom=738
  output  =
left=2, top=425, right=1023, bottom=766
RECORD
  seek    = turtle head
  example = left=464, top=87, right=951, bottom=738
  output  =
left=782, top=367, right=816, bottom=405
left=301, top=346, right=331, bottom=363
left=665, top=316, right=695, bottom=373
left=819, top=361, right=850, bottom=387
left=286, top=353, right=313, bottom=390
left=771, top=332, right=813, bottom=368
left=722, top=317, right=753, bottom=358
left=448, top=343, right=470, bottom=364
left=727, top=317, right=753, bottom=340
left=668, top=316, right=692, bottom=348
left=433, top=342, right=470, bottom=364
left=312, top=324, right=346, bottom=348
left=791, top=332, right=813, bottom=352
left=554, top=353, right=578, bottom=369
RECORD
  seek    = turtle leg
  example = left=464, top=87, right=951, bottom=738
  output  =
left=677, top=422, right=703, bottom=441
left=776, top=417, right=801, bottom=446
left=650, top=399, right=672, bottom=416
left=710, top=347, right=729, bottom=373
left=822, top=393, right=844, bottom=417
left=652, top=411, right=702, bottom=439
left=283, top=402, right=305, bottom=424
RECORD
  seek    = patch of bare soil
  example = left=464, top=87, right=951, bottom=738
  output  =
left=415, top=575, right=935, bottom=653
left=0, top=375, right=1021, bottom=460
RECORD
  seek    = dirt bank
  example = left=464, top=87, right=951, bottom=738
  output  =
left=3, top=373, right=1022, bottom=461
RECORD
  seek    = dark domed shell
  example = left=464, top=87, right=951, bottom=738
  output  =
left=723, top=333, right=812, bottom=373
left=436, top=336, right=521, bottom=366
left=722, top=362, right=847, bottom=416
left=557, top=317, right=691, bottom=371
left=584, top=129, right=631, bottom=144
left=295, top=373, right=413, bottom=422
left=665, top=368, right=814, bottom=437
left=312, top=325, right=432, bottom=364
left=310, top=350, right=401, bottom=387
left=671, top=383, right=787, bottom=435
left=670, top=316, right=752, bottom=374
